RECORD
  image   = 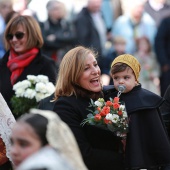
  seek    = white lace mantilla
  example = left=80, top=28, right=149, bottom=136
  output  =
left=0, top=93, right=16, bottom=161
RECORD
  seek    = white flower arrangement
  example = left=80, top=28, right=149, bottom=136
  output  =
left=11, top=75, right=55, bottom=117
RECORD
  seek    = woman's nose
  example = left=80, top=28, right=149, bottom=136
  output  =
left=91, top=67, right=98, bottom=74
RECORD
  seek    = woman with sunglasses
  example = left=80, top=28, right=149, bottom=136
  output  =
left=0, top=15, right=57, bottom=169
left=0, top=15, right=57, bottom=114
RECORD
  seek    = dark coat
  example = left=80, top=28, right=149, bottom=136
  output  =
left=160, top=84, right=170, bottom=138
left=40, top=18, right=77, bottom=59
left=104, top=85, right=170, bottom=169
left=74, top=7, right=103, bottom=69
left=0, top=50, right=57, bottom=112
left=38, top=93, right=55, bottom=111
left=155, top=16, right=170, bottom=96
left=53, top=95, right=124, bottom=170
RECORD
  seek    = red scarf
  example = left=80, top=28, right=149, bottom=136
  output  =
left=7, top=48, right=39, bottom=85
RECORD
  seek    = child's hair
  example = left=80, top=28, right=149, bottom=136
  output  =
left=135, top=36, right=151, bottom=53
left=17, top=114, right=48, bottom=146
left=110, top=63, right=133, bottom=75
left=112, top=36, right=126, bottom=45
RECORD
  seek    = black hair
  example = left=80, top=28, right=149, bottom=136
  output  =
left=17, top=113, right=48, bottom=146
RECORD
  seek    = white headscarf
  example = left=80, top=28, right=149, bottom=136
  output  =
left=0, top=93, right=16, bottom=161
left=28, top=109, right=88, bottom=170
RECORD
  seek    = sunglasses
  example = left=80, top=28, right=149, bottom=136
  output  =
left=6, top=32, right=25, bottom=40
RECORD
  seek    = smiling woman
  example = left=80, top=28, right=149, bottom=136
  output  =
left=52, top=46, right=125, bottom=170
left=0, top=15, right=57, bottom=116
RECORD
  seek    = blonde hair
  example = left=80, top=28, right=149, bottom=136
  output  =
left=54, top=46, right=97, bottom=100
left=4, top=15, right=43, bottom=50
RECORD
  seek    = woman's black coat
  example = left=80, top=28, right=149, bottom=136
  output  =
left=0, top=50, right=57, bottom=112
left=104, top=85, right=170, bottom=169
left=53, top=95, right=124, bottom=170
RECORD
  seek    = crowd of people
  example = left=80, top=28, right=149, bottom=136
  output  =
left=0, top=0, right=170, bottom=170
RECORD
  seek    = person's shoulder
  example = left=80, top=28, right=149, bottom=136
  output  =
left=142, top=12, right=155, bottom=25
left=56, top=95, right=78, bottom=103
left=103, top=85, right=114, bottom=93
left=17, top=146, right=74, bottom=170
left=136, top=86, right=164, bottom=106
left=140, top=87, right=161, bottom=97
left=0, top=51, right=9, bottom=65
left=115, top=14, right=129, bottom=23
left=40, top=53, right=55, bottom=63
left=162, top=16, right=170, bottom=24
left=74, top=7, right=90, bottom=21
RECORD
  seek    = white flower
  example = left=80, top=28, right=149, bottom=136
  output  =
left=20, top=80, right=31, bottom=89
left=105, top=113, right=113, bottom=121
left=36, top=75, right=49, bottom=83
left=27, top=75, right=37, bottom=84
left=24, top=89, right=36, bottom=99
left=35, top=82, right=48, bottom=93
left=112, top=114, right=119, bottom=123
left=46, top=82, right=55, bottom=94
left=106, top=113, right=119, bottom=123
left=35, top=92, right=46, bottom=102
left=119, top=104, right=125, bottom=111
left=13, top=80, right=31, bottom=91
left=15, top=88, right=25, bottom=97
left=123, top=111, right=128, bottom=118
left=94, top=101, right=103, bottom=107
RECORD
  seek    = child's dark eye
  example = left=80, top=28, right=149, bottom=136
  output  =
left=19, top=140, right=30, bottom=148
left=113, top=77, right=118, bottom=80
left=94, top=63, right=98, bottom=67
left=124, top=76, right=130, bottom=79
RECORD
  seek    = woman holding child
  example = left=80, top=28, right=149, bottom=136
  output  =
left=53, top=46, right=124, bottom=170
left=52, top=46, right=170, bottom=170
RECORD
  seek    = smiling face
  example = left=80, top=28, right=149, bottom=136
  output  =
left=10, top=122, right=42, bottom=168
left=8, top=24, right=28, bottom=54
left=77, top=53, right=101, bottom=92
left=112, top=67, right=137, bottom=93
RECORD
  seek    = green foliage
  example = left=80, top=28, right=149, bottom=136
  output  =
left=11, top=96, right=37, bottom=118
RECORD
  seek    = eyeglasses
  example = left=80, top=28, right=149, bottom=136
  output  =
left=6, top=32, right=25, bottom=40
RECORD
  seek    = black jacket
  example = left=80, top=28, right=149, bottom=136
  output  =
left=160, top=84, right=170, bottom=138
left=38, top=93, right=55, bottom=111
left=40, top=18, right=77, bottom=59
left=0, top=50, right=57, bottom=112
left=74, top=7, right=104, bottom=69
left=104, top=85, right=170, bottom=169
left=53, top=95, right=124, bottom=170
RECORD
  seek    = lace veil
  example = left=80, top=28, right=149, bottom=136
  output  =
left=0, top=93, right=16, bottom=161
left=30, top=109, right=88, bottom=170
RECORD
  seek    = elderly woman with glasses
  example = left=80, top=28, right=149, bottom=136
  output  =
left=0, top=15, right=57, bottom=114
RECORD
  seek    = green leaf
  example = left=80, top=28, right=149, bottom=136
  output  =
left=11, top=96, right=38, bottom=118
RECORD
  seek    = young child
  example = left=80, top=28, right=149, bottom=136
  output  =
left=10, top=109, right=87, bottom=170
left=104, top=54, right=170, bottom=169
left=134, top=36, right=160, bottom=95
left=102, top=36, right=126, bottom=85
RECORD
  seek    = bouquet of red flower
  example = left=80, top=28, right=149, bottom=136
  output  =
left=81, top=96, right=129, bottom=138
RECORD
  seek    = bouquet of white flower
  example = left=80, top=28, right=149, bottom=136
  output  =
left=11, top=75, right=55, bottom=117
